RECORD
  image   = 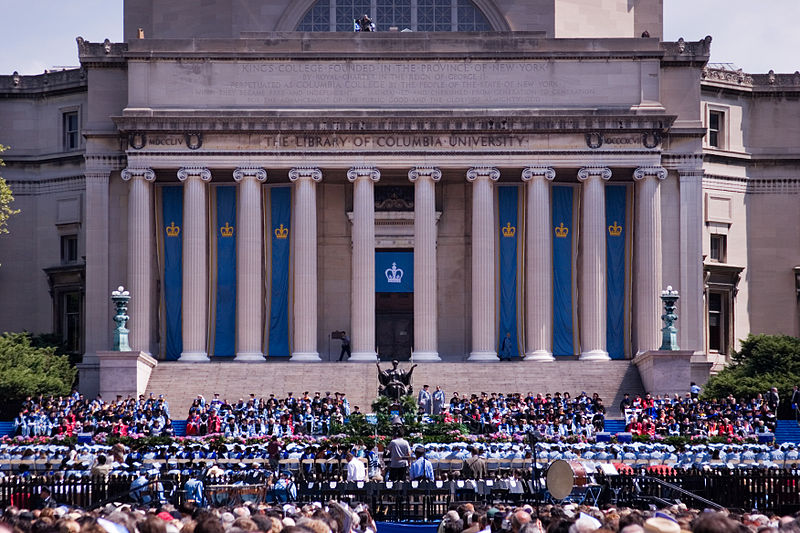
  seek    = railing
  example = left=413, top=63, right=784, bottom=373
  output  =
left=1, top=467, right=798, bottom=515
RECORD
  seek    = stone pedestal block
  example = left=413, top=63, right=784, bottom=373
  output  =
left=633, top=350, right=696, bottom=397
left=97, top=351, right=158, bottom=400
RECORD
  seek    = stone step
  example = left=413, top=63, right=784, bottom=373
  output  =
left=145, top=360, right=644, bottom=420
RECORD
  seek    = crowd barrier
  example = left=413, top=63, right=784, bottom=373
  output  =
left=0, top=466, right=799, bottom=516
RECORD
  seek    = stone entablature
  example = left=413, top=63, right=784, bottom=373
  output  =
left=0, top=68, right=86, bottom=96
left=702, top=67, right=800, bottom=93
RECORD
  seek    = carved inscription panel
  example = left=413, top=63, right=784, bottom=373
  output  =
left=131, top=59, right=649, bottom=109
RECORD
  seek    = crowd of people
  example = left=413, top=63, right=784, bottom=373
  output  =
left=184, top=393, right=355, bottom=437
left=9, top=386, right=792, bottom=444
left=2, top=494, right=800, bottom=533
left=621, top=390, right=780, bottom=438
left=13, top=393, right=174, bottom=439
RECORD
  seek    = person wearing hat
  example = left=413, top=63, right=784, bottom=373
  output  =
left=409, top=447, right=434, bottom=481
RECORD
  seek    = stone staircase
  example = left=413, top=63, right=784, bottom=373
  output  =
left=145, top=360, right=644, bottom=420
left=775, top=419, right=800, bottom=444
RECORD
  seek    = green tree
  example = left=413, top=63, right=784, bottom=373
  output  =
left=702, top=333, right=800, bottom=417
left=0, top=145, right=21, bottom=237
left=0, top=332, right=76, bottom=418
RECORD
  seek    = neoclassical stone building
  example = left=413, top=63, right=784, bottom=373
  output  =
left=0, top=0, right=797, bottom=398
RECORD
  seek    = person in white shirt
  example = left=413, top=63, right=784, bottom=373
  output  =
left=346, top=452, right=366, bottom=482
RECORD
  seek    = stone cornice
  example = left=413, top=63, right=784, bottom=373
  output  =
left=118, top=34, right=665, bottom=62
left=703, top=174, right=800, bottom=195
left=702, top=67, right=800, bottom=95
left=112, top=113, right=675, bottom=135
left=0, top=68, right=87, bottom=97
left=659, top=37, right=712, bottom=66
left=5, top=176, right=85, bottom=196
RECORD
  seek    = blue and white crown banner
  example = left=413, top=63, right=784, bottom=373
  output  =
left=551, top=185, right=580, bottom=356
left=266, top=187, right=292, bottom=357
left=375, top=251, right=414, bottom=293
left=496, top=185, right=523, bottom=359
left=210, top=186, right=237, bottom=357
left=160, top=186, right=183, bottom=361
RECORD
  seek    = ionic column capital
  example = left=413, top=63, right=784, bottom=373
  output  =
left=577, top=166, right=612, bottom=182
left=289, top=167, right=322, bottom=183
left=177, top=167, right=211, bottom=182
left=521, top=166, right=556, bottom=182
left=467, top=166, right=500, bottom=182
left=121, top=168, right=155, bottom=182
left=233, top=166, right=267, bottom=183
left=408, top=166, right=442, bottom=183
left=633, top=166, right=668, bottom=181
left=347, top=166, right=380, bottom=183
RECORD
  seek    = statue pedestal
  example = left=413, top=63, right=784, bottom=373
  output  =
left=634, top=350, right=697, bottom=396
left=97, top=351, right=158, bottom=400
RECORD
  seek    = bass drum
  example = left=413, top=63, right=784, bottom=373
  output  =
left=545, top=460, right=587, bottom=500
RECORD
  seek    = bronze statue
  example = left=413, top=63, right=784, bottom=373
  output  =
left=377, top=359, right=417, bottom=399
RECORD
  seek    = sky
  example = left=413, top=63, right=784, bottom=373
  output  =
left=0, top=0, right=798, bottom=75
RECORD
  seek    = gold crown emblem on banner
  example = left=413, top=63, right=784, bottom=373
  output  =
left=166, top=222, right=180, bottom=237
left=274, top=223, right=289, bottom=239
left=220, top=222, right=234, bottom=238
left=554, top=222, right=569, bottom=238
left=608, top=221, right=623, bottom=237
left=502, top=222, right=516, bottom=238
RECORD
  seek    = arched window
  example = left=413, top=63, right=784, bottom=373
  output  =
left=297, top=0, right=492, bottom=32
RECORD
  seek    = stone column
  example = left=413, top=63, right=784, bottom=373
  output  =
left=80, top=163, right=113, bottom=397
left=679, top=168, right=705, bottom=353
left=121, top=167, right=155, bottom=355
left=577, top=166, right=611, bottom=360
left=633, top=166, right=668, bottom=353
left=290, top=167, right=323, bottom=361
left=409, top=166, right=441, bottom=361
left=347, top=166, right=381, bottom=361
left=233, top=166, right=267, bottom=361
left=467, top=167, right=500, bottom=361
left=177, top=167, right=212, bottom=361
left=521, top=166, right=556, bottom=361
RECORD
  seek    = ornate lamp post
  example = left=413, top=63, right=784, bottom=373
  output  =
left=659, top=285, right=680, bottom=351
left=111, top=286, right=131, bottom=352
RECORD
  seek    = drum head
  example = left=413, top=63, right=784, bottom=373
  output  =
left=546, top=459, right=574, bottom=500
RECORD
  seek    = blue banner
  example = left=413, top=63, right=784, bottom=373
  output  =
left=375, top=251, right=414, bottom=293
left=213, top=186, right=236, bottom=357
left=606, top=185, right=629, bottom=359
left=552, top=185, right=577, bottom=356
left=497, top=186, right=521, bottom=359
left=162, top=186, right=183, bottom=361
left=268, top=187, right=291, bottom=357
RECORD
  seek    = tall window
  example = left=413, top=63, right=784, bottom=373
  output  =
left=708, top=291, right=728, bottom=354
left=62, top=291, right=82, bottom=353
left=297, top=0, right=491, bottom=32
left=61, top=235, right=78, bottom=265
left=63, top=111, right=79, bottom=151
left=709, top=234, right=727, bottom=263
left=708, top=110, right=723, bottom=149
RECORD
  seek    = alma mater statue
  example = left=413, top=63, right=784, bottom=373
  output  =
left=377, top=359, right=417, bottom=400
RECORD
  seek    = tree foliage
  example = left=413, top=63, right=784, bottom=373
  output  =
left=702, top=334, right=800, bottom=417
left=0, top=332, right=76, bottom=418
left=0, top=145, right=21, bottom=236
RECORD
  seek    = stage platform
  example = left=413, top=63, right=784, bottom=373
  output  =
left=144, top=360, right=644, bottom=418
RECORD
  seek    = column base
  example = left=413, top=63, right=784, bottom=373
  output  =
left=412, top=351, right=441, bottom=361
left=579, top=350, right=610, bottom=361
left=235, top=352, right=265, bottom=362
left=179, top=351, right=209, bottom=362
left=468, top=351, right=498, bottom=361
left=290, top=352, right=321, bottom=362
left=524, top=350, right=555, bottom=362
left=349, top=351, right=378, bottom=362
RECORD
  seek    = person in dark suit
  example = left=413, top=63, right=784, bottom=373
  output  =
left=31, top=487, right=56, bottom=509
left=462, top=446, right=487, bottom=480
left=339, top=332, right=351, bottom=361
